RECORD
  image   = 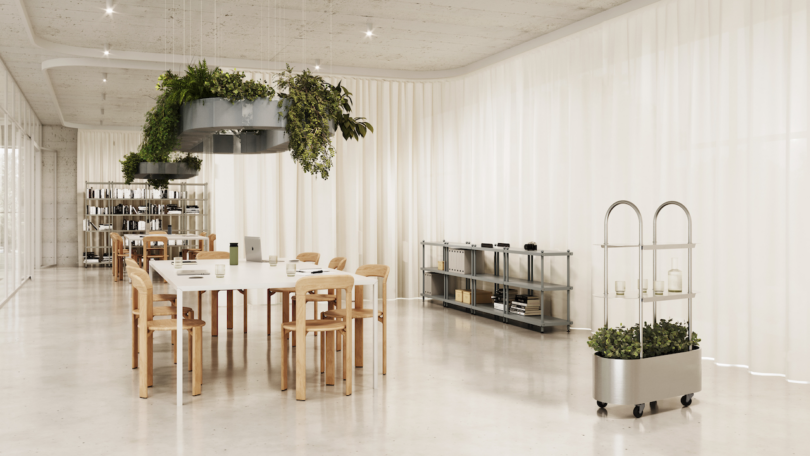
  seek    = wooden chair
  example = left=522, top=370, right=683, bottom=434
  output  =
left=195, top=251, right=248, bottom=335
left=126, top=258, right=194, bottom=368
left=322, top=265, right=390, bottom=374
left=292, top=257, right=347, bottom=321
left=149, top=231, right=168, bottom=234
left=142, top=235, right=168, bottom=274
left=130, top=267, right=206, bottom=398
left=112, top=233, right=141, bottom=282
left=282, top=274, right=354, bottom=400
left=267, top=252, right=321, bottom=343
left=184, top=233, right=215, bottom=260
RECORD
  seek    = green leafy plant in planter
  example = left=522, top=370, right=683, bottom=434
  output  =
left=587, top=319, right=700, bottom=360
left=121, top=60, right=274, bottom=188
left=275, top=64, right=373, bottom=179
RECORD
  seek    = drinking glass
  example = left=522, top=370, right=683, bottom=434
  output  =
left=654, top=280, right=665, bottom=295
left=286, top=262, right=296, bottom=277
left=215, top=264, right=225, bottom=278
left=638, top=279, right=648, bottom=294
left=173, top=257, right=183, bottom=269
left=269, top=254, right=278, bottom=266
left=615, top=281, right=625, bottom=296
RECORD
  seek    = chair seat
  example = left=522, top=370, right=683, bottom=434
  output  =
left=147, top=319, right=206, bottom=331
left=268, top=287, right=295, bottom=293
left=322, top=308, right=382, bottom=319
left=153, top=293, right=177, bottom=302
left=281, top=319, right=345, bottom=332
left=292, top=294, right=336, bottom=303
left=133, top=306, right=193, bottom=317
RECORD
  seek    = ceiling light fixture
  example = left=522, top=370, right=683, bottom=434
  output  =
left=102, top=73, right=107, bottom=82
left=366, top=30, right=373, bottom=37
left=105, top=0, right=114, bottom=16
left=103, top=50, right=110, bottom=56
left=314, top=59, right=320, bottom=70
left=105, top=7, right=113, bottom=15
left=365, top=23, right=374, bottom=38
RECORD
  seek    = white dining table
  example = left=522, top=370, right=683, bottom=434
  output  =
left=124, top=233, right=209, bottom=258
left=149, top=259, right=379, bottom=406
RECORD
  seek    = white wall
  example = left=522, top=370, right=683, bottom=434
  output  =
left=41, top=126, right=78, bottom=266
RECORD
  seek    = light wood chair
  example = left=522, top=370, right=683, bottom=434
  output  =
left=195, top=251, right=248, bottom=335
left=267, top=252, right=321, bottom=343
left=112, top=233, right=141, bottom=282
left=292, top=257, right=347, bottom=322
left=184, top=233, right=215, bottom=260
left=322, top=265, right=390, bottom=374
left=126, top=258, right=194, bottom=368
left=142, top=235, right=168, bottom=274
left=149, top=231, right=168, bottom=234
left=130, top=267, right=206, bottom=398
left=282, top=274, right=354, bottom=401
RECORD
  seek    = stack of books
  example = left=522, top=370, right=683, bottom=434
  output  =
left=185, top=205, right=200, bottom=214
left=492, top=288, right=520, bottom=311
left=510, top=294, right=542, bottom=316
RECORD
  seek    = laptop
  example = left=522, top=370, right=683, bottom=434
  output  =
left=178, top=270, right=210, bottom=276
left=245, top=236, right=263, bottom=262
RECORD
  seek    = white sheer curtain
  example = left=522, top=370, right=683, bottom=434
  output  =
left=77, top=0, right=809, bottom=382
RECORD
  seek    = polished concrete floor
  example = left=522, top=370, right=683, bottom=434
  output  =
left=1, top=267, right=808, bottom=455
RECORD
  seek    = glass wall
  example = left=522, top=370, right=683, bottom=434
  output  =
left=0, top=58, right=40, bottom=301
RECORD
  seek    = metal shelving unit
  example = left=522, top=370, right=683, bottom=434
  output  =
left=420, top=241, right=573, bottom=333
left=593, top=200, right=701, bottom=418
left=82, top=181, right=208, bottom=267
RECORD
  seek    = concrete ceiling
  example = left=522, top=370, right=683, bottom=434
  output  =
left=0, top=0, right=638, bottom=129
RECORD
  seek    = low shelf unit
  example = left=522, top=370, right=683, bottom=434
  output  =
left=420, top=241, right=573, bottom=333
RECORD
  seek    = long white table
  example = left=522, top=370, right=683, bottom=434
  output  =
left=149, top=259, right=379, bottom=405
left=124, top=233, right=209, bottom=258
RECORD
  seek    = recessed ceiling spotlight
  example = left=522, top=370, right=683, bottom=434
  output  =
left=102, top=73, right=107, bottom=82
left=314, top=59, right=320, bottom=70
left=365, top=24, right=374, bottom=38
left=105, top=7, right=113, bottom=14
left=103, top=50, right=110, bottom=56
left=366, top=30, right=373, bottom=37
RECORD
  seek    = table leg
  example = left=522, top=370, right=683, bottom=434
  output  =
left=295, top=305, right=306, bottom=401
left=356, top=285, right=364, bottom=368
left=372, top=280, right=377, bottom=389
left=176, top=289, right=184, bottom=406
left=227, top=291, right=234, bottom=330
left=211, top=291, right=219, bottom=337
left=267, top=290, right=272, bottom=336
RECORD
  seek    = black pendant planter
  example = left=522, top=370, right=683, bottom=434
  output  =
left=134, top=162, right=199, bottom=180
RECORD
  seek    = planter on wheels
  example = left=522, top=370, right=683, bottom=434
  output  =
left=594, top=348, right=701, bottom=417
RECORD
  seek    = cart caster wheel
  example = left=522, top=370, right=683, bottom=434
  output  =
left=650, top=401, right=657, bottom=407
left=633, top=404, right=645, bottom=418
left=681, top=394, right=693, bottom=407
left=596, top=401, right=607, bottom=408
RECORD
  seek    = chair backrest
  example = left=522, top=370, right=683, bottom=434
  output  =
left=356, top=264, right=390, bottom=307
left=149, top=231, right=168, bottom=235
left=297, top=252, right=320, bottom=264
left=208, top=233, right=216, bottom=251
left=109, top=233, right=121, bottom=254
left=143, top=235, right=168, bottom=255
left=129, top=268, right=154, bottom=322
left=125, top=258, right=141, bottom=309
left=295, top=275, right=354, bottom=320
left=328, top=257, right=347, bottom=271
left=196, top=251, right=230, bottom=260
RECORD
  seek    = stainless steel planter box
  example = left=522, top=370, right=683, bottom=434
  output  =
left=134, top=162, right=199, bottom=180
left=593, top=349, right=702, bottom=405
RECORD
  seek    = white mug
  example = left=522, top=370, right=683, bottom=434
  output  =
left=615, top=281, right=626, bottom=296
left=215, top=264, right=225, bottom=278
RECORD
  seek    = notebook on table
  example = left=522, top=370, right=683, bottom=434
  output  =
left=177, top=270, right=210, bottom=276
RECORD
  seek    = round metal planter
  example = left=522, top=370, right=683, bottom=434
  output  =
left=134, top=162, right=199, bottom=180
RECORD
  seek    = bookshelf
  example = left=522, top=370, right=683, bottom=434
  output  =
left=82, top=181, right=208, bottom=267
left=420, top=241, right=573, bottom=333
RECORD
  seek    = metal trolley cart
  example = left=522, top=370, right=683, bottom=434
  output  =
left=594, top=200, right=701, bottom=418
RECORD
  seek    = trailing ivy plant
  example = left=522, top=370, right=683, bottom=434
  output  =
left=587, top=319, right=700, bottom=360
left=121, top=60, right=274, bottom=188
left=276, top=64, right=373, bottom=179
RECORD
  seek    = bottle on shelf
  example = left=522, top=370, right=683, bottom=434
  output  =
left=668, top=258, right=682, bottom=292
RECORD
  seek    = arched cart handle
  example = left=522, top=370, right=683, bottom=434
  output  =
left=652, top=201, right=693, bottom=349
left=603, top=200, right=645, bottom=358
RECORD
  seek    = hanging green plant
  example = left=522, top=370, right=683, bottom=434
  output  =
left=587, top=319, right=700, bottom=360
left=121, top=60, right=274, bottom=188
left=275, top=64, right=373, bottom=179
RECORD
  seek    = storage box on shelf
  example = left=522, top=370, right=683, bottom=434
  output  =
left=593, top=200, right=700, bottom=418
left=420, top=240, right=573, bottom=333
left=82, top=181, right=208, bottom=267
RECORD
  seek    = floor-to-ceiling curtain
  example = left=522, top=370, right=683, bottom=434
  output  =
left=78, top=0, right=808, bottom=382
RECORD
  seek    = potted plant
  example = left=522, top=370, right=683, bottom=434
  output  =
left=588, top=319, right=702, bottom=417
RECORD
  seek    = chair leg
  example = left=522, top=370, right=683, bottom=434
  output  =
left=281, top=329, right=289, bottom=391
left=325, top=331, right=335, bottom=385
left=212, top=291, right=218, bottom=337
left=172, top=320, right=177, bottom=364
left=188, top=329, right=193, bottom=372
left=295, top=327, right=306, bottom=401
left=132, top=314, right=138, bottom=369
left=282, top=292, right=289, bottom=336
left=291, top=298, right=297, bottom=347
left=197, top=291, right=204, bottom=320
left=192, top=327, right=202, bottom=396
left=382, top=315, right=387, bottom=375
left=227, top=291, right=233, bottom=330
left=320, top=329, right=325, bottom=374
left=356, top=286, right=364, bottom=368
left=147, top=331, right=154, bottom=387
left=139, top=326, right=149, bottom=398
left=342, top=327, right=347, bottom=381
left=243, top=290, right=248, bottom=334
left=345, top=325, right=352, bottom=396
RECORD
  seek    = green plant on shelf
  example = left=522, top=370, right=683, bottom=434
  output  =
left=587, top=319, right=700, bottom=360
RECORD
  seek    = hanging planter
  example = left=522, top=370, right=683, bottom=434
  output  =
left=134, top=162, right=200, bottom=180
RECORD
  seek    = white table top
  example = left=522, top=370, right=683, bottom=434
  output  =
left=124, top=233, right=208, bottom=242
left=150, top=259, right=376, bottom=292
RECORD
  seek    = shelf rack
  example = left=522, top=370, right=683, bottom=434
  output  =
left=82, top=181, right=208, bottom=268
left=593, top=200, right=700, bottom=418
left=420, top=241, right=573, bottom=332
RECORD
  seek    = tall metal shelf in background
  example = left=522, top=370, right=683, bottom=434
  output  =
left=81, top=181, right=208, bottom=267
left=420, top=241, right=573, bottom=333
